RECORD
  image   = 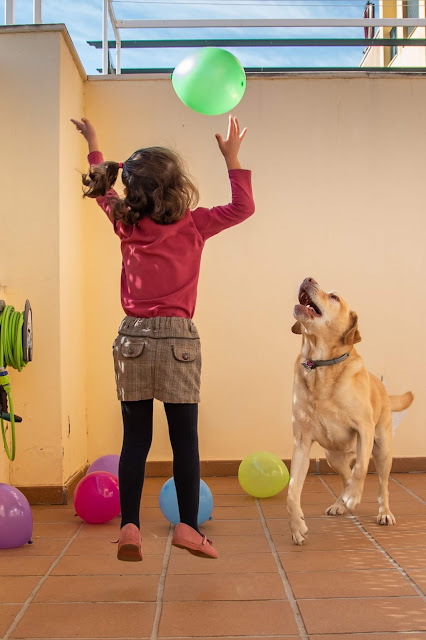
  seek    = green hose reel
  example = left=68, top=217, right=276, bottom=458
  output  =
left=0, top=300, right=33, bottom=461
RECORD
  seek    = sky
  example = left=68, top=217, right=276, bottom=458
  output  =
left=1, top=0, right=378, bottom=73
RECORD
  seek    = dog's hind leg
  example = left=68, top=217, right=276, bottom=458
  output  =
left=372, top=417, right=396, bottom=526
left=324, top=450, right=352, bottom=516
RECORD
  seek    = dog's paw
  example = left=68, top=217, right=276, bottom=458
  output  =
left=377, top=511, right=396, bottom=526
left=325, top=502, right=347, bottom=516
left=342, top=486, right=362, bottom=511
left=289, top=519, right=309, bottom=545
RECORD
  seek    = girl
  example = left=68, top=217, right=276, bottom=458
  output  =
left=71, top=115, right=255, bottom=562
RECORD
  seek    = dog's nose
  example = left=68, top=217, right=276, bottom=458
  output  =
left=303, top=277, right=317, bottom=286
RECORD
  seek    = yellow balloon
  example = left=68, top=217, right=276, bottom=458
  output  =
left=238, top=452, right=290, bottom=498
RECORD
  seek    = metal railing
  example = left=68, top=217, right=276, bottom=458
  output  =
left=101, top=0, right=426, bottom=75
left=4, top=0, right=426, bottom=75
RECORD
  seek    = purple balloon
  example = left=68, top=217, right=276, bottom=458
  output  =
left=87, top=454, right=119, bottom=478
left=74, top=471, right=120, bottom=524
left=0, top=483, right=33, bottom=548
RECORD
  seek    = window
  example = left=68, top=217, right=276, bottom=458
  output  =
left=404, top=0, right=419, bottom=37
left=390, top=26, right=398, bottom=60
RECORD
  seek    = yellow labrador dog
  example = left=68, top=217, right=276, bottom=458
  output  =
left=288, top=277, right=413, bottom=545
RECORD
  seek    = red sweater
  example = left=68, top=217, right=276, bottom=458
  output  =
left=88, top=151, right=255, bottom=318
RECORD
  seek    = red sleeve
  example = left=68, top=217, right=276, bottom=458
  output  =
left=190, top=169, right=255, bottom=241
left=87, top=150, right=119, bottom=229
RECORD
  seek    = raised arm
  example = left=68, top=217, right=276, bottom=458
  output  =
left=71, top=117, right=119, bottom=227
left=71, top=117, right=100, bottom=154
left=191, top=115, right=255, bottom=240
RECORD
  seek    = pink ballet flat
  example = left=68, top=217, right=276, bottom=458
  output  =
left=172, top=523, right=218, bottom=559
left=116, top=523, right=143, bottom=562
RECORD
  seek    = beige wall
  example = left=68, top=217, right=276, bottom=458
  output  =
left=59, top=36, right=87, bottom=484
left=1, top=26, right=425, bottom=490
left=85, top=73, right=426, bottom=465
left=0, top=27, right=87, bottom=487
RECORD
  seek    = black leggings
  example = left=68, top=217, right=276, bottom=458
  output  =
left=119, top=399, right=200, bottom=532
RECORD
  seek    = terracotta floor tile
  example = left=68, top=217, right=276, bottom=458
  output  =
left=209, top=506, right=259, bottom=519
left=267, top=517, right=359, bottom=535
left=414, top=489, right=426, bottom=500
left=0, top=576, right=40, bottom=603
left=393, top=474, right=426, bottom=491
left=0, top=538, right=67, bottom=556
left=279, top=548, right=392, bottom=572
left=142, top=477, right=170, bottom=495
left=262, top=503, right=333, bottom=519
left=158, top=600, right=299, bottom=637
left=309, top=634, right=426, bottom=640
left=32, top=523, right=81, bottom=538
left=168, top=550, right=277, bottom=574
left=388, top=547, right=426, bottom=569
left=65, top=534, right=167, bottom=556
left=405, top=568, right=426, bottom=594
left=141, top=494, right=159, bottom=507
left=33, top=575, right=159, bottom=602
left=0, top=605, right=21, bottom=636
left=163, top=572, right=286, bottom=601
left=11, top=602, right=156, bottom=638
left=288, top=569, right=416, bottom=598
left=159, top=637, right=300, bottom=640
left=200, top=477, right=245, bottom=494
left=272, top=531, right=376, bottom=552
left=213, top=494, right=256, bottom=506
left=200, top=518, right=264, bottom=536
left=359, top=515, right=426, bottom=530
left=1, top=556, right=55, bottom=576
left=259, top=489, right=331, bottom=505
left=299, top=476, right=327, bottom=492
left=139, top=507, right=166, bottom=521
left=299, top=597, right=426, bottom=634
left=51, top=554, right=163, bottom=575
left=354, top=501, right=426, bottom=517
left=366, top=530, right=426, bottom=549
left=32, top=508, right=81, bottom=524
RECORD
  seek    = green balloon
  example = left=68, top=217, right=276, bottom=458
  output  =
left=238, top=452, right=290, bottom=498
left=172, top=47, right=246, bottom=116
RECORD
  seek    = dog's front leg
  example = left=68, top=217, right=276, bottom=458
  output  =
left=287, top=435, right=312, bottom=545
left=342, top=425, right=375, bottom=511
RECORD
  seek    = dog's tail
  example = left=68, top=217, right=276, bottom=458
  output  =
left=389, top=391, right=414, bottom=412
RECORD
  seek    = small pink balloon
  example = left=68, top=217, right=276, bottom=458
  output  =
left=0, top=483, right=33, bottom=548
left=74, top=471, right=120, bottom=524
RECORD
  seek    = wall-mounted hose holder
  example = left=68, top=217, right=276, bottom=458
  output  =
left=0, top=300, right=33, bottom=461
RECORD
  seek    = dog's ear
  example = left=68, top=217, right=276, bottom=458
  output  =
left=291, top=321, right=302, bottom=335
left=342, top=311, right=361, bottom=345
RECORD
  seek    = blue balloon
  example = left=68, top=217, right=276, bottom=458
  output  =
left=159, top=477, right=213, bottom=526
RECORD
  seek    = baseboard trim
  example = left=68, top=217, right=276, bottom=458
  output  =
left=16, top=457, right=425, bottom=505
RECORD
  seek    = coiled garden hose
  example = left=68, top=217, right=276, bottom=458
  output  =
left=0, top=301, right=32, bottom=461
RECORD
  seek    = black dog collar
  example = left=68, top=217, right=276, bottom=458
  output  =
left=302, top=352, right=350, bottom=371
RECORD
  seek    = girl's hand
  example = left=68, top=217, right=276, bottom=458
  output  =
left=71, top=118, right=99, bottom=152
left=215, top=115, right=247, bottom=170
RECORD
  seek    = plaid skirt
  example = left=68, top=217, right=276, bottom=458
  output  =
left=112, top=316, right=201, bottom=403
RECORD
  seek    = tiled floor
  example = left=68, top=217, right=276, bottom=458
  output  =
left=1, top=473, right=425, bottom=640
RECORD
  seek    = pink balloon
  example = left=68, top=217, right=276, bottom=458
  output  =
left=74, top=471, right=120, bottom=524
left=87, top=454, right=119, bottom=477
left=0, top=483, right=33, bottom=548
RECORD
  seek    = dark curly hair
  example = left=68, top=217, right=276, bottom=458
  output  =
left=82, top=147, right=199, bottom=225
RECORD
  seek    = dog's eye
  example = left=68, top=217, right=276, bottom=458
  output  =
left=330, top=294, right=340, bottom=301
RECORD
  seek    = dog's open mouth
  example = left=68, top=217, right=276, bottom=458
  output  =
left=298, top=289, right=322, bottom=317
